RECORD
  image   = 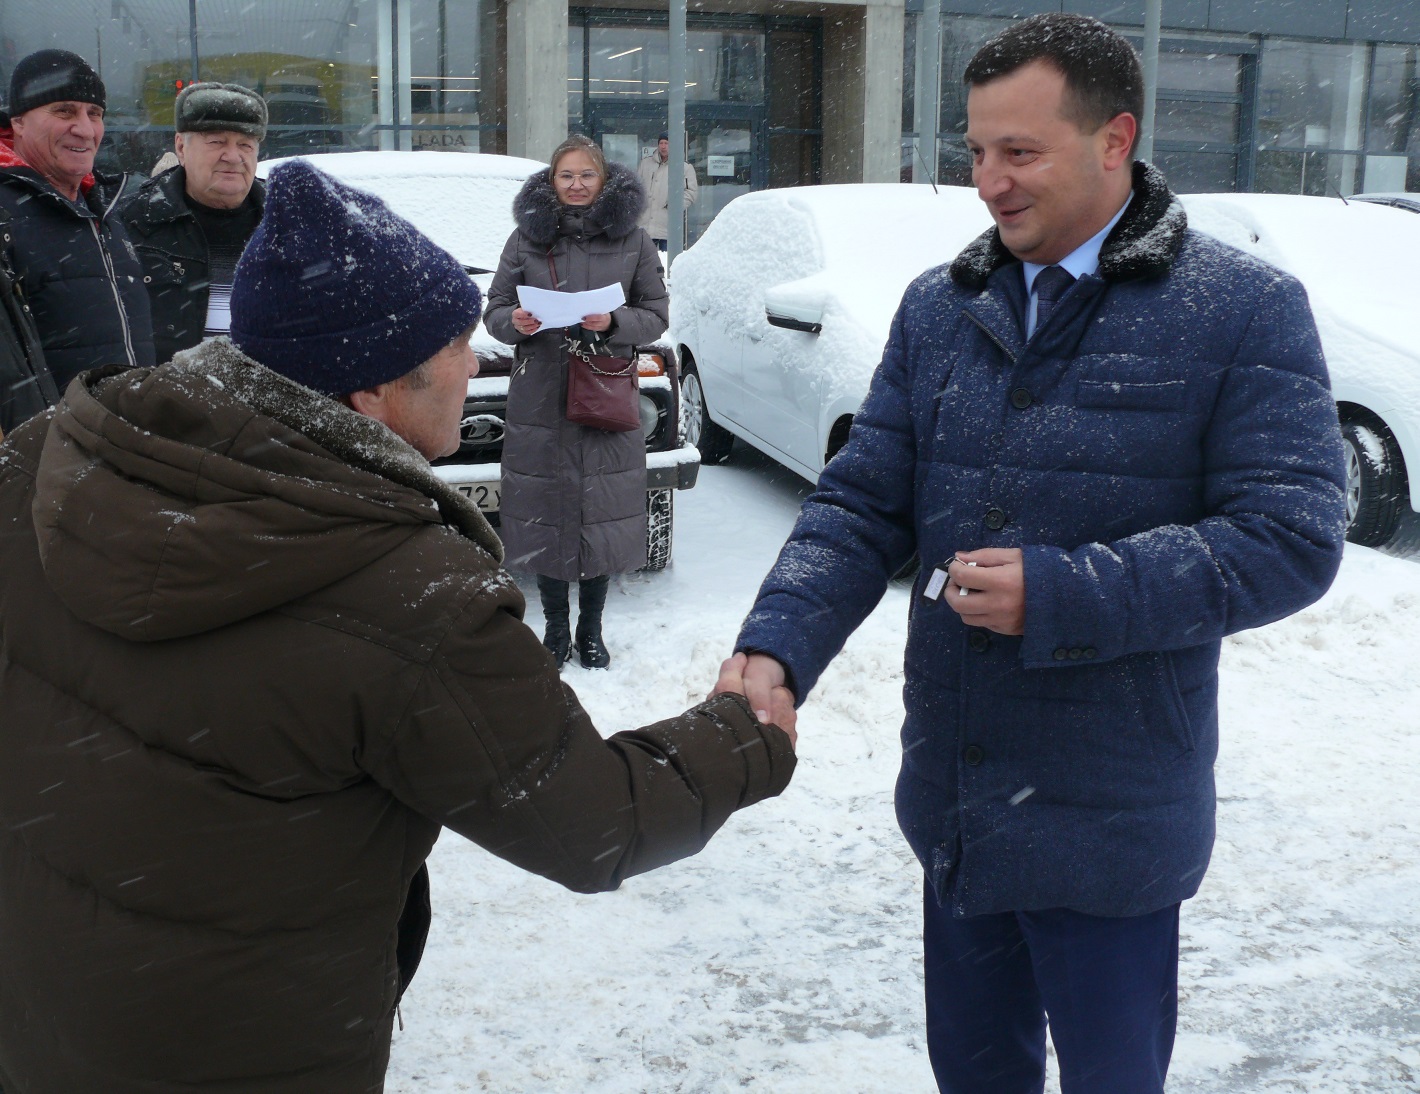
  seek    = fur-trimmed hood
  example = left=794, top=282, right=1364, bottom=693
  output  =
left=511, top=159, right=646, bottom=246
left=950, top=160, right=1186, bottom=291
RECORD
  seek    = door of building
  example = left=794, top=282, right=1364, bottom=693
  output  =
left=590, top=104, right=762, bottom=248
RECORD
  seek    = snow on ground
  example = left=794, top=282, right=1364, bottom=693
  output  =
left=386, top=450, right=1420, bottom=1093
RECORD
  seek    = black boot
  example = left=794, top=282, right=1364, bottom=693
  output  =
left=575, top=576, right=611, bottom=669
left=537, top=576, right=571, bottom=665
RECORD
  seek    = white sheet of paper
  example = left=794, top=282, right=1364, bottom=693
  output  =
left=516, top=282, right=626, bottom=328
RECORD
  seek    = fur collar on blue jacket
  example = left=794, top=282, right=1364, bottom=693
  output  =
left=950, top=160, right=1187, bottom=291
left=512, top=159, right=646, bottom=247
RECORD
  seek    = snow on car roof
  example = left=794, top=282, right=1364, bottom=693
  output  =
left=1181, top=193, right=1419, bottom=353
left=257, top=151, right=545, bottom=272
left=671, top=184, right=994, bottom=398
left=1181, top=192, right=1420, bottom=417
left=676, top=183, right=991, bottom=330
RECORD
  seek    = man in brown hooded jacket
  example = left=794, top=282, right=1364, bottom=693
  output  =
left=0, top=159, right=795, bottom=1093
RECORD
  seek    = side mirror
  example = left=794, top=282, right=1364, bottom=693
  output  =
left=763, top=284, right=824, bottom=335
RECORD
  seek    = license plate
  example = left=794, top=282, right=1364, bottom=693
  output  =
left=456, top=483, right=501, bottom=512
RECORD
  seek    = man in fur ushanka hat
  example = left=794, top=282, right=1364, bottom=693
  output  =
left=118, top=81, right=270, bottom=363
left=0, top=158, right=795, bottom=1093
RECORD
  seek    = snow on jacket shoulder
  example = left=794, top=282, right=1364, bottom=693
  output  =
left=0, top=338, right=792, bottom=1093
left=737, top=161, right=1345, bottom=919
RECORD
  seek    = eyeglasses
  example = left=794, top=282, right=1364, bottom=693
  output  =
left=554, top=171, right=601, bottom=185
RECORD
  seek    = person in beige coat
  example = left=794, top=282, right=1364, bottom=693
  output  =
left=636, top=133, right=698, bottom=248
left=0, top=157, right=795, bottom=1094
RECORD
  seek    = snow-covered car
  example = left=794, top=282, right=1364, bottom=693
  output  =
left=1353, top=192, right=1420, bottom=214
left=1180, top=192, right=1420, bottom=546
left=670, top=184, right=992, bottom=482
left=671, top=183, right=1420, bottom=547
left=257, top=151, right=699, bottom=569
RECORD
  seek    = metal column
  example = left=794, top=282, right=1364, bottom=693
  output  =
left=1138, top=0, right=1161, bottom=162
left=911, top=0, right=942, bottom=184
left=668, top=0, right=687, bottom=266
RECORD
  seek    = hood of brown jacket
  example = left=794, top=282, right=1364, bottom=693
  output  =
left=30, top=337, right=502, bottom=641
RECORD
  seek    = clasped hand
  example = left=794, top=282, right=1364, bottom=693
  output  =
left=711, top=652, right=797, bottom=749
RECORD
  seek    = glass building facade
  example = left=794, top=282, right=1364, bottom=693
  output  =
left=0, top=0, right=1415, bottom=229
left=904, top=9, right=1420, bottom=196
left=0, top=0, right=501, bottom=174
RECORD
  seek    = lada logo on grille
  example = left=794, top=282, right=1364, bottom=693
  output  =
left=460, top=414, right=505, bottom=445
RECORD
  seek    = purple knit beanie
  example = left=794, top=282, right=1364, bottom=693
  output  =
left=229, top=159, right=481, bottom=396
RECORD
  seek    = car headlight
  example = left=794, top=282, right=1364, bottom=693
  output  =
left=639, top=394, right=661, bottom=439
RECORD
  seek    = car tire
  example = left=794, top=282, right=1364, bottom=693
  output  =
left=1341, top=417, right=1406, bottom=547
left=680, top=361, right=733, bottom=465
left=641, top=488, right=674, bottom=572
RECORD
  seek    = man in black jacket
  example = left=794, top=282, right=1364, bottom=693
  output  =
left=119, top=82, right=267, bottom=364
left=0, top=50, right=154, bottom=410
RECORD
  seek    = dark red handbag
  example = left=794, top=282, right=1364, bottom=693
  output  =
left=565, top=340, right=641, bottom=432
left=546, top=251, right=640, bottom=432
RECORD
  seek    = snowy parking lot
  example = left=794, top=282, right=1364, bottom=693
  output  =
left=387, top=450, right=1420, bottom=1093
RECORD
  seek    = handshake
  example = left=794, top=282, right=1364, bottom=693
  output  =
left=711, top=651, right=798, bottom=749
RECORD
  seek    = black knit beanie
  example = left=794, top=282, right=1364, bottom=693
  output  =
left=8, top=50, right=106, bottom=115
left=229, top=159, right=481, bottom=396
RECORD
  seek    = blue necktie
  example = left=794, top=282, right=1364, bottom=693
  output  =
left=1032, top=265, right=1075, bottom=337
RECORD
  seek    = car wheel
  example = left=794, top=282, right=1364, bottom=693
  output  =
left=680, top=362, right=733, bottom=465
left=1341, top=417, right=1406, bottom=547
left=641, top=488, right=674, bottom=571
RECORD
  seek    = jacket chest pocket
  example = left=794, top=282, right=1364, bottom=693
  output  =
left=1072, top=356, right=1197, bottom=412
left=137, top=250, right=187, bottom=287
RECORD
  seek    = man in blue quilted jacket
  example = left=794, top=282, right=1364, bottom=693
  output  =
left=716, top=13, right=1346, bottom=1094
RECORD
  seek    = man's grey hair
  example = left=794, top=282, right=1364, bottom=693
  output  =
left=397, top=358, right=435, bottom=391
left=395, top=323, right=478, bottom=391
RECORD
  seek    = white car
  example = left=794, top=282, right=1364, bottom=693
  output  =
left=1179, top=192, right=1420, bottom=546
left=671, top=183, right=992, bottom=481
left=1353, top=192, right=1420, bottom=215
left=256, top=151, right=699, bottom=569
left=671, top=183, right=1420, bottom=547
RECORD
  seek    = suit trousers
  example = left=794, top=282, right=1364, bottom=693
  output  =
left=922, top=884, right=1179, bottom=1094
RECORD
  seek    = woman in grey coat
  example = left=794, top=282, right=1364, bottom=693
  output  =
left=484, top=135, right=669, bottom=668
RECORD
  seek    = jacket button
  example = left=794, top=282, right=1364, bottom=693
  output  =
left=1010, top=387, right=1033, bottom=409
left=984, top=507, right=1007, bottom=531
left=969, top=631, right=990, bottom=652
left=1068, top=647, right=1082, bottom=659
left=1083, top=647, right=1097, bottom=659
left=1054, top=647, right=1068, bottom=660
left=963, top=744, right=984, bottom=766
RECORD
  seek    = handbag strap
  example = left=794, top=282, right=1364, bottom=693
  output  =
left=569, top=343, right=636, bottom=377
